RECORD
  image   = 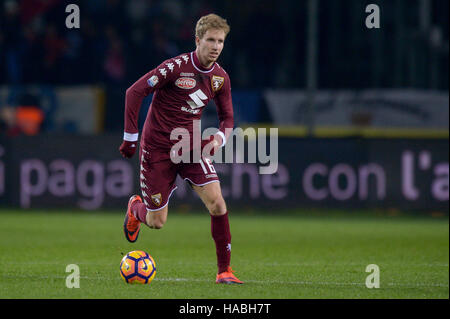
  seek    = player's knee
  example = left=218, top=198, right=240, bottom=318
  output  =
left=207, top=196, right=227, bottom=216
left=149, top=220, right=165, bottom=229
left=146, top=210, right=167, bottom=229
left=148, top=216, right=166, bottom=229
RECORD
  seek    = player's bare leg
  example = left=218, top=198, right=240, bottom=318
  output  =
left=145, top=206, right=168, bottom=229
left=192, top=182, right=243, bottom=284
left=130, top=198, right=168, bottom=229
left=124, top=196, right=168, bottom=243
left=192, top=181, right=227, bottom=216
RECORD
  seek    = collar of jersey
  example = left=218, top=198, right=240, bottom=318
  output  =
left=191, top=51, right=216, bottom=73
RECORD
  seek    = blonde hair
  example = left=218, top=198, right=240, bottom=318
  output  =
left=195, top=13, right=230, bottom=39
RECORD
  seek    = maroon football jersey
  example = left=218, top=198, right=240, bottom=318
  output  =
left=123, top=51, right=234, bottom=155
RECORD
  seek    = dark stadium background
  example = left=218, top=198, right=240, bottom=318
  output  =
left=0, top=0, right=448, bottom=304
left=1, top=0, right=447, bottom=214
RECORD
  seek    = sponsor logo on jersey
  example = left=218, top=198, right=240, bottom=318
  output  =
left=181, top=106, right=200, bottom=114
left=175, top=77, right=196, bottom=89
left=180, top=72, right=195, bottom=77
left=180, top=89, right=208, bottom=114
left=147, top=75, right=159, bottom=87
left=151, top=193, right=162, bottom=206
left=186, top=89, right=208, bottom=109
left=211, top=75, right=224, bottom=92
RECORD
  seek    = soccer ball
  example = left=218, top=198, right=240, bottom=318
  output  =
left=120, top=250, right=156, bottom=284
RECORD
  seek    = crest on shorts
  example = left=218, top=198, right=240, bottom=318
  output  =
left=151, top=193, right=162, bottom=206
left=211, top=75, right=224, bottom=92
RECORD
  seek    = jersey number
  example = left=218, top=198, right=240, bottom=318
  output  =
left=199, top=158, right=216, bottom=174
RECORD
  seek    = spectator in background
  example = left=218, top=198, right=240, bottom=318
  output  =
left=103, top=26, right=127, bottom=84
left=79, top=17, right=104, bottom=83
left=19, top=0, right=59, bottom=26
left=0, top=105, right=21, bottom=137
left=22, top=24, right=44, bottom=83
left=0, top=93, right=44, bottom=137
left=2, top=0, right=24, bottom=85
left=147, top=18, right=179, bottom=63
left=42, top=24, right=66, bottom=84
left=15, top=93, right=44, bottom=135
left=63, top=30, right=83, bottom=84
left=103, top=0, right=130, bottom=38
left=242, top=1, right=284, bottom=88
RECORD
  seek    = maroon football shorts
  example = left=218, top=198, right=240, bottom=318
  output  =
left=139, top=145, right=219, bottom=211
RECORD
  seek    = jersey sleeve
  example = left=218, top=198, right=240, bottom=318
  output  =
left=123, top=59, right=177, bottom=140
left=213, top=73, right=234, bottom=146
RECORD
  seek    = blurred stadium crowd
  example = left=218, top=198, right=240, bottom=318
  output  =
left=0, top=0, right=293, bottom=89
left=1, top=0, right=448, bottom=88
left=0, top=0, right=215, bottom=86
left=0, top=0, right=448, bottom=136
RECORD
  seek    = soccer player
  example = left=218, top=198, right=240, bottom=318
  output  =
left=119, top=14, right=243, bottom=284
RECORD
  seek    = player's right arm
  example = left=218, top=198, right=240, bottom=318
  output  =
left=119, top=60, right=174, bottom=158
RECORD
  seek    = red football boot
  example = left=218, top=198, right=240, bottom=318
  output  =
left=216, top=267, right=244, bottom=284
left=123, top=195, right=143, bottom=243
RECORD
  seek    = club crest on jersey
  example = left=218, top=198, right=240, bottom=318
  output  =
left=147, top=75, right=159, bottom=87
left=211, top=75, right=224, bottom=92
left=151, top=193, right=162, bottom=206
left=175, top=77, right=196, bottom=89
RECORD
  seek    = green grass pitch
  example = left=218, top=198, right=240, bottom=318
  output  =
left=0, top=209, right=448, bottom=299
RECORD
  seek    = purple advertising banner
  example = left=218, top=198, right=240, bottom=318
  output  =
left=0, top=134, right=448, bottom=213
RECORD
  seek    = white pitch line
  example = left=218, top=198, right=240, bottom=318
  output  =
left=1, top=261, right=448, bottom=268
left=153, top=277, right=449, bottom=288
left=1, top=274, right=448, bottom=289
left=262, top=262, right=450, bottom=268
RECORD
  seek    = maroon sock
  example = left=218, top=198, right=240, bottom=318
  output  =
left=211, top=211, right=232, bottom=274
left=131, top=201, right=148, bottom=224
